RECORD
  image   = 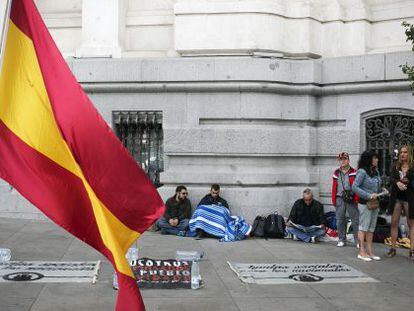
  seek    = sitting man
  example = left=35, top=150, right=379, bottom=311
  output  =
left=286, top=188, right=326, bottom=243
left=156, top=185, right=192, bottom=236
left=198, top=184, right=229, bottom=210
left=189, top=184, right=251, bottom=241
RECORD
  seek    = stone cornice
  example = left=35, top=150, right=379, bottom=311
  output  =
left=71, top=51, right=413, bottom=92
left=82, top=80, right=410, bottom=96
left=174, top=0, right=414, bottom=23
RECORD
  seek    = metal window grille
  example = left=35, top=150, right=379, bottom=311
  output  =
left=113, top=111, right=163, bottom=188
left=366, top=115, right=414, bottom=185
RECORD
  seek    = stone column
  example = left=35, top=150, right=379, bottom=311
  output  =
left=76, top=0, right=126, bottom=58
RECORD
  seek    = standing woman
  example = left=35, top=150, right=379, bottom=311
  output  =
left=352, top=150, right=383, bottom=261
left=409, top=157, right=414, bottom=261
left=386, top=145, right=414, bottom=259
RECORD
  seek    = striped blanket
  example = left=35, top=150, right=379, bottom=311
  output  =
left=189, top=205, right=252, bottom=242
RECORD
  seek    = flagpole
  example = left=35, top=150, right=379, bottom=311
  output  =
left=0, top=0, right=12, bottom=73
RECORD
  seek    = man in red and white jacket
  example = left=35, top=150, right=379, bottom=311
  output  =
left=331, top=152, right=360, bottom=247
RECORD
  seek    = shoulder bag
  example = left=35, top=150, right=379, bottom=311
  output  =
left=339, top=171, right=354, bottom=204
left=367, top=175, right=380, bottom=210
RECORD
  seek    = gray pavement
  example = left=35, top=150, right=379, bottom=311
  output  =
left=0, top=217, right=413, bottom=311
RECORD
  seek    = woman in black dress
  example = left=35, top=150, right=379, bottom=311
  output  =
left=386, top=145, right=414, bottom=260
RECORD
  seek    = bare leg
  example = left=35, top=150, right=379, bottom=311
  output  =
left=358, top=230, right=368, bottom=256
left=403, top=204, right=410, bottom=232
left=409, top=218, right=414, bottom=260
left=390, top=202, right=402, bottom=248
left=366, top=231, right=375, bottom=256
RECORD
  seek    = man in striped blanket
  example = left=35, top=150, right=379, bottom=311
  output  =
left=189, top=185, right=251, bottom=241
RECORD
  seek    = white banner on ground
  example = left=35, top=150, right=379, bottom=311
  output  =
left=0, top=261, right=100, bottom=283
left=228, top=262, right=377, bottom=284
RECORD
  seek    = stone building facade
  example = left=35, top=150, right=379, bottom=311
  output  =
left=0, top=0, right=414, bottom=221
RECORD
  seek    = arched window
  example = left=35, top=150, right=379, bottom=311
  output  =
left=365, top=114, right=414, bottom=183
left=113, top=111, right=164, bottom=188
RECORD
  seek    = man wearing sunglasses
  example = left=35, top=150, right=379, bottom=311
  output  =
left=156, top=185, right=192, bottom=236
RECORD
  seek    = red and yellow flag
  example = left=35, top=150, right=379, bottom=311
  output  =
left=0, top=0, right=165, bottom=310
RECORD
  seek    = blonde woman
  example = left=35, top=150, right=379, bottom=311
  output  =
left=386, top=145, right=414, bottom=260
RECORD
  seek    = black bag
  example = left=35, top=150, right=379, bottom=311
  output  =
left=251, top=216, right=266, bottom=237
left=373, top=216, right=390, bottom=243
left=252, top=212, right=286, bottom=239
left=373, top=224, right=390, bottom=243
left=339, top=172, right=354, bottom=204
left=252, top=213, right=286, bottom=238
left=264, top=213, right=286, bottom=239
left=341, top=190, right=354, bottom=204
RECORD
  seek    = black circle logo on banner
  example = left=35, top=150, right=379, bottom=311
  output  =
left=288, top=273, right=324, bottom=282
left=3, top=272, right=44, bottom=282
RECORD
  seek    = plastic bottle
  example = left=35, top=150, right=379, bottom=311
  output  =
left=400, top=224, right=407, bottom=238
left=126, top=247, right=139, bottom=265
left=0, top=248, right=11, bottom=262
left=176, top=250, right=204, bottom=262
left=191, top=261, right=201, bottom=289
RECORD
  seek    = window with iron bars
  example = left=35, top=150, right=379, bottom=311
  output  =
left=113, top=111, right=163, bottom=188
left=366, top=114, right=414, bottom=186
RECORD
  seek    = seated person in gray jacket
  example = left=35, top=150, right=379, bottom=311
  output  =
left=156, top=185, right=192, bottom=236
left=286, top=188, right=326, bottom=243
left=195, top=184, right=230, bottom=238
left=198, top=184, right=230, bottom=210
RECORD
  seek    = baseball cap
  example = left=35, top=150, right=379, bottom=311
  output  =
left=338, top=152, right=349, bottom=159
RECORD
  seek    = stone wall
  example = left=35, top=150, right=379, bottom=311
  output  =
left=174, top=0, right=414, bottom=58
left=1, top=0, right=413, bottom=58
left=1, top=51, right=413, bottom=220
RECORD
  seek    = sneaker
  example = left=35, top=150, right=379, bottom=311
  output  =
left=357, top=254, right=372, bottom=262
left=310, top=237, right=316, bottom=243
left=185, top=230, right=198, bottom=238
left=195, top=229, right=206, bottom=240
left=293, top=235, right=299, bottom=241
left=176, top=231, right=185, bottom=237
left=369, top=255, right=381, bottom=261
left=337, top=241, right=345, bottom=247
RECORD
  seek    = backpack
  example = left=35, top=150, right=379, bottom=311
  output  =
left=325, top=211, right=337, bottom=230
left=252, top=212, right=286, bottom=239
left=373, top=216, right=390, bottom=243
left=251, top=216, right=266, bottom=237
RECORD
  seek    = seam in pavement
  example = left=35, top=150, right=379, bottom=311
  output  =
left=307, top=285, right=340, bottom=311
left=238, top=239, right=341, bottom=310
left=196, top=239, right=242, bottom=311
left=5, top=220, right=46, bottom=311
left=255, top=238, right=286, bottom=257
left=60, top=236, right=78, bottom=260
left=207, top=238, right=275, bottom=310
left=1, top=219, right=31, bottom=245
left=28, top=222, right=75, bottom=311
left=1, top=219, right=45, bottom=311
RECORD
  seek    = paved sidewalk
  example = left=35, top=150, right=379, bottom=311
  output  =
left=0, top=217, right=413, bottom=311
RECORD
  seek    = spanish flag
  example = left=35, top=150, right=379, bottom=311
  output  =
left=0, top=1, right=165, bottom=310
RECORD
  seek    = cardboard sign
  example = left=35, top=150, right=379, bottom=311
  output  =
left=132, top=258, right=192, bottom=289
left=228, top=262, right=377, bottom=284
left=0, top=261, right=100, bottom=283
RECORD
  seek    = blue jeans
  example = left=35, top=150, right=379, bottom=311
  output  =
left=156, top=217, right=190, bottom=235
left=336, top=197, right=359, bottom=242
left=286, top=224, right=325, bottom=243
left=358, top=203, right=379, bottom=232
